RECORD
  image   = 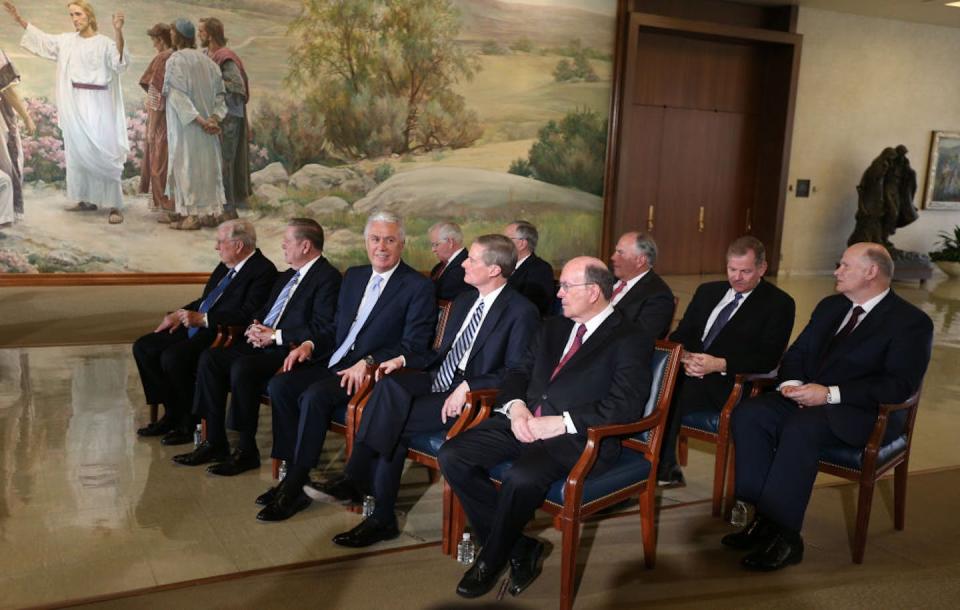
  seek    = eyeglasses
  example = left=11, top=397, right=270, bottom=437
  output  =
left=558, top=281, right=596, bottom=292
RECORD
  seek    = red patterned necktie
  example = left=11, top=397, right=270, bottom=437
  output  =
left=611, top=280, right=627, bottom=299
left=534, top=324, right=587, bottom=417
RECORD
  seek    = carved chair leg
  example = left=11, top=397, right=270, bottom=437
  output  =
left=272, top=458, right=280, bottom=480
left=712, top=439, right=728, bottom=518
left=201, top=418, right=208, bottom=442
left=442, top=482, right=453, bottom=555
left=852, top=479, right=876, bottom=564
left=148, top=404, right=158, bottom=424
left=559, top=518, right=580, bottom=610
left=639, top=486, right=657, bottom=569
left=678, top=434, right=689, bottom=467
left=426, top=467, right=440, bottom=485
left=894, top=461, right=909, bottom=530
left=450, top=497, right=467, bottom=558
left=723, top=442, right=737, bottom=521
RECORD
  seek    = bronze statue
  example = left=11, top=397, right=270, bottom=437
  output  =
left=848, top=145, right=919, bottom=248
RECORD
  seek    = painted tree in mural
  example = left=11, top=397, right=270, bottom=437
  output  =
left=287, top=0, right=482, bottom=159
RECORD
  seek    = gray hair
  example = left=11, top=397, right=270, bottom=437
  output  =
left=584, top=263, right=616, bottom=301
left=430, top=221, right=463, bottom=245
left=475, top=234, right=518, bottom=278
left=287, top=217, right=325, bottom=250
left=364, top=210, right=406, bottom=241
left=510, top=220, right=539, bottom=252
left=220, top=219, right=257, bottom=249
left=632, top=232, right=658, bottom=267
left=863, top=244, right=894, bottom=279
left=727, top=236, right=766, bottom=266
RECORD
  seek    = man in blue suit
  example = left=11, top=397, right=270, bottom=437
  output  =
left=725, top=243, right=933, bottom=571
left=174, top=218, right=341, bottom=474
left=256, top=211, right=437, bottom=521
left=308, top=234, right=540, bottom=547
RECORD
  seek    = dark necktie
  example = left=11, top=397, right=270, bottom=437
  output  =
left=611, top=280, right=627, bottom=300
left=702, top=292, right=743, bottom=351
left=432, top=262, right=446, bottom=280
left=824, top=305, right=865, bottom=356
left=535, top=323, right=587, bottom=417
left=432, top=300, right=485, bottom=392
left=188, top=269, right=236, bottom=338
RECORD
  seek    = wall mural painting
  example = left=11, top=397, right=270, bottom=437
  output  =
left=0, top=0, right=616, bottom=275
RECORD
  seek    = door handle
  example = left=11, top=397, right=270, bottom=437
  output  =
left=745, top=207, right=752, bottom=232
left=698, top=206, right=705, bottom=233
left=647, top=205, right=655, bottom=232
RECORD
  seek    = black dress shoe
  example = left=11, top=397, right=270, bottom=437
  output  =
left=721, top=516, right=777, bottom=551
left=172, top=441, right=229, bottom=466
left=302, top=476, right=363, bottom=505
left=741, top=531, right=804, bottom=571
left=161, top=429, right=195, bottom=446
left=256, top=485, right=279, bottom=506
left=657, top=463, right=686, bottom=488
left=256, top=489, right=311, bottom=522
left=508, top=537, right=548, bottom=596
left=207, top=448, right=261, bottom=476
left=456, top=559, right=506, bottom=599
left=137, top=418, right=174, bottom=437
left=332, top=516, right=401, bottom=548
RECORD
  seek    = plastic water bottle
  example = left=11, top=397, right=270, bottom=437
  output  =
left=730, top=500, right=750, bottom=528
left=193, top=424, right=202, bottom=448
left=278, top=460, right=288, bottom=481
left=457, top=533, right=475, bottom=565
left=362, top=495, right=376, bottom=518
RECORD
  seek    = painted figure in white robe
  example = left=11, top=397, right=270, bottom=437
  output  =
left=163, top=19, right=226, bottom=231
left=0, top=48, right=34, bottom=229
left=4, top=1, right=129, bottom=225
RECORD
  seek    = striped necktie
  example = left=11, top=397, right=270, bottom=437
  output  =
left=432, top=300, right=485, bottom=392
left=188, top=269, right=235, bottom=338
left=263, top=270, right=301, bottom=328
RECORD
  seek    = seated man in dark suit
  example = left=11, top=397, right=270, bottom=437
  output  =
left=255, top=211, right=437, bottom=521
left=439, top=257, right=653, bottom=599
left=429, top=220, right=470, bottom=301
left=658, top=236, right=795, bottom=487
left=173, top=218, right=341, bottom=474
left=610, top=231, right=675, bottom=339
left=133, top=219, right=277, bottom=444
left=307, top=234, right=539, bottom=547
left=504, top=220, right=555, bottom=316
left=724, top=243, right=933, bottom=571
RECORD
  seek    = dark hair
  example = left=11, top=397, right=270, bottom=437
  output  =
left=170, top=26, right=196, bottom=50
left=584, top=263, right=616, bottom=301
left=632, top=232, right=658, bottom=266
left=199, top=17, right=227, bottom=46
left=287, top=218, right=324, bottom=251
left=475, top=234, right=518, bottom=278
left=146, top=23, right=172, bottom=48
left=727, top=236, right=766, bottom=266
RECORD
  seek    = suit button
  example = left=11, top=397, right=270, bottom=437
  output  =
left=541, top=394, right=547, bottom=400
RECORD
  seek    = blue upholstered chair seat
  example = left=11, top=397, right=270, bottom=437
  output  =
left=488, top=448, right=652, bottom=507
left=681, top=410, right=720, bottom=434
left=819, top=434, right=908, bottom=471
left=408, top=430, right=446, bottom=457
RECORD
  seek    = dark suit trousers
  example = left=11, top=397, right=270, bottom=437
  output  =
left=132, top=328, right=213, bottom=426
left=193, top=342, right=285, bottom=450
left=731, top=392, right=852, bottom=532
left=346, top=370, right=457, bottom=523
left=267, top=361, right=349, bottom=465
left=659, top=372, right=735, bottom=472
left=438, top=415, right=578, bottom=567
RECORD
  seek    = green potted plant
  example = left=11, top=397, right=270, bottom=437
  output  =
left=930, top=225, right=960, bottom=278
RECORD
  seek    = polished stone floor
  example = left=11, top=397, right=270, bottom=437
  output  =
left=0, top=275, right=958, bottom=608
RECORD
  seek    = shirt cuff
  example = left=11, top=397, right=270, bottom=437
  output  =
left=202, top=313, right=209, bottom=328
left=827, top=385, right=841, bottom=404
left=301, top=340, right=314, bottom=353
left=399, top=355, right=406, bottom=367
left=497, top=399, right=525, bottom=418
left=777, top=379, right=803, bottom=392
left=562, top=411, right=577, bottom=434
left=274, top=329, right=283, bottom=346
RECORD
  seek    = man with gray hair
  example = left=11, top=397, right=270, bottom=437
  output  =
left=440, top=256, right=654, bottom=598
left=429, top=221, right=469, bottom=300
left=174, top=218, right=342, bottom=473
left=133, top=219, right=277, bottom=443
left=255, top=210, right=437, bottom=521
left=504, top=220, right=556, bottom=316
left=610, top=231, right=675, bottom=339
left=725, top=242, right=932, bottom=571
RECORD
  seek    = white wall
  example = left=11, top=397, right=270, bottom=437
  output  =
left=780, top=7, right=960, bottom=275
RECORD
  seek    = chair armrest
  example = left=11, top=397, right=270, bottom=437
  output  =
left=446, top=389, right=497, bottom=438
left=741, top=369, right=779, bottom=398
left=345, top=363, right=378, bottom=430
left=463, top=389, right=499, bottom=430
left=878, top=393, right=920, bottom=415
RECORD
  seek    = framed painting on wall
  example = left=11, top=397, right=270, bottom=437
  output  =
left=924, top=130, right=960, bottom=210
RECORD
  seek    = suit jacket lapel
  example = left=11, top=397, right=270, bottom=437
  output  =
left=550, top=311, right=621, bottom=382
left=438, top=296, right=473, bottom=354
left=463, top=290, right=509, bottom=366
left=819, top=292, right=895, bottom=369
left=360, top=262, right=409, bottom=334
left=276, top=257, right=322, bottom=326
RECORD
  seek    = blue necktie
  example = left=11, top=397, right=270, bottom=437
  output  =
left=188, top=269, right=236, bottom=338
left=702, top=292, right=743, bottom=350
left=432, top=300, right=485, bottom=392
left=263, top=270, right=301, bottom=328
left=329, top=275, right=384, bottom=368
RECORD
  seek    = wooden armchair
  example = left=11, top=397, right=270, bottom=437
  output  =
left=678, top=370, right=778, bottom=517
left=447, top=340, right=683, bottom=610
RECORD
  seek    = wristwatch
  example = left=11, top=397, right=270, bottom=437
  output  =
left=825, top=387, right=836, bottom=404
left=363, top=355, right=377, bottom=367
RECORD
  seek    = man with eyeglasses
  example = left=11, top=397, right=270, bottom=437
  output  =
left=255, top=210, right=437, bottom=521
left=172, top=218, right=341, bottom=472
left=503, top=220, right=556, bottom=316
left=440, top=257, right=653, bottom=599
left=133, top=219, right=276, bottom=443
left=428, top=221, right=470, bottom=301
